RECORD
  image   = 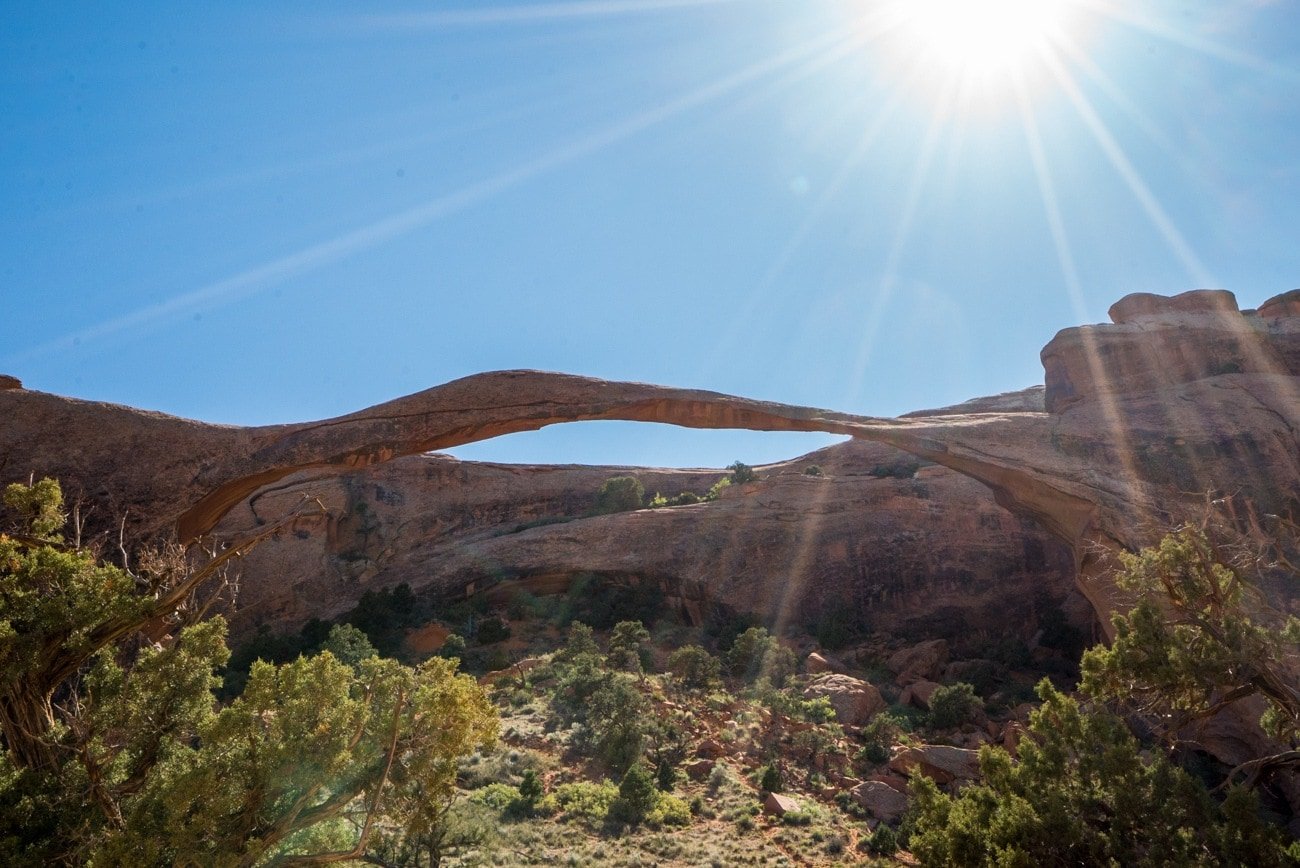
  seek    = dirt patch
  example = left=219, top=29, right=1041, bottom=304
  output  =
left=405, top=622, right=450, bottom=655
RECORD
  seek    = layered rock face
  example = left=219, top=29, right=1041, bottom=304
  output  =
left=208, top=434, right=1080, bottom=648
left=3, top=288, right=1298, bottom=806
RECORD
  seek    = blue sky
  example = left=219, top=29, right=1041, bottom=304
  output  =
left=3, top=1, right=1298, bottom=467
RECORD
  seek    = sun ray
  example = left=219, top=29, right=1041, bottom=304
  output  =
left=4, top=26, right=847, bottom=366
left=844, top=78, right=961, bottom=408
left=700, top=86, right=911, bottom=374
left=1040, top=48, right=1215, bottom=288
left=354, top=0, right=745, bottom=28
left=1082, top=0, right=1300, bottom=83
left=1013, top=67, right=1153, bottom=525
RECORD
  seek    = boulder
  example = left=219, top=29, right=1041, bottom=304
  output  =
left=803, top=673, right=885, bottom=726
left=890, top=745, right=981, bottom=785
left=887, top=639, right=949, bottom=685
left=763, top=793, right=803, bottom=817
left=1257, top=288, right=1300, bottom=319
left=695, top=739, right=728, bottom=759
left=805, top=651, right=848, bottom=675
left=850, top=781, right=910, bottom=823
left=683, top=758, right=715, bottom=781
left=1107, top=288, right=1239, bottom=323
left=899, top=679, right=942, bottom=710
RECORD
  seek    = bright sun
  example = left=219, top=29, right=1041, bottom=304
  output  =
left=885, top=0, right=1075, bottom=84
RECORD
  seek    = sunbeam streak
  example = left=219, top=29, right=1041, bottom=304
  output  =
left=1040, top=48, right=1216, bottom=289
left=844, top=79, right=959, bottom=407
left=1084, top=0, right=1300, bottom=83
left=5, top=26, right=847, bottom=367
left=1014, top=69, right=1151, bottom=523
left=356, top=0, right=743, bottom=28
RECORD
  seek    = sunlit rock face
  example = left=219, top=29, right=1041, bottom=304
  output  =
left=210, top=433, right=1084, bottom=653
left=4, top=288, right=1299, bottom=811
left=1041, top=288, right=1300, bottom=411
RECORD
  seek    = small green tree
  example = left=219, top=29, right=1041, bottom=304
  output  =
left=318, top=622, right=378, bottom=669
left=607, top=620, right=650, bottom=674
left=908, top=680, right=1289, bottom=866
left=439, top=633, right=467, bottom=660
left=0, top=479, right=498, bottom=865
left=667, top=645, right=721, bottom=691
left=592, top=477, right=645, bottom=515
left=727, top=461, right=758, bottom=484
left=585, top=675, right=650, bottom=774
left=725, top=627, right=795, bottom=686
left=609, top=762, right=658, bottom=824
left=556, top=621, right=600, bottom=663
left=518, top=769, right=543, bottom=810
left=927, top=682, right=982, bottom=730
left=1080, top=527, right=1300, bottom=788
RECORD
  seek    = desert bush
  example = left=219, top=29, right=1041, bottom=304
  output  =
left=608, top=763, right=659, bottom=824
left=927, top=682, right=982, bottom=729
left=592, top=476, right=645, bottom=515
left=552, top=781, right=619, bottom=821
left=908, top=681, right=1291, bottom=865
left=727, top=461, right=759, bottom=484
left=667, top=645, right=721, bottom=690
left=475, top=615, right=511, bottom=645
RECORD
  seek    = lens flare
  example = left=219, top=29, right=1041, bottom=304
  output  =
left=886, top=0, right=1075, bottom=82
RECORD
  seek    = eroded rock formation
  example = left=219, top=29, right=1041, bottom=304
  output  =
left=3, top=288, right=1298, bottom=806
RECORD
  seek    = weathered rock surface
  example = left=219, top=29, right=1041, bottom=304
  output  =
left=889, top=744, right=982, bottom=785
left=210, top=440, right=1080, bottom=645
left=850, top=780, right=910, bottom=823
left=802, top=673, right=886, bottom=726
left=2, top=287, right=1299, bottom=810
left=899, top=680, right=942, bottom=711
left=887, top=639, right=950, bottom=685
left=805, top=652, right=848, bottom=675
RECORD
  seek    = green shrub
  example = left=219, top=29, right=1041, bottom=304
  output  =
left=865, top=823, right=898, bottom=856
left=702, top=477, right=731, bottom=502
left=650, top=793, right=691, bottom=827
left=553, top=781, right=619, bottom=821
left=593, top=476, right=644, bottom=515
left=318, top=623, right=378, bottom=669
left=758, top=764, right=782, bottom=793
left=556, top=621, right=599, bottom=662
left=803, top=464, right=823, bottom=477
left=858, top=712, right=904, bottom=765
left=667, top=645, right=721, bottom=690
left=727, top=461, right=758, bottom=484
left=518, top=769, right=543, bottom=808
left=607, top=620, right=650, bottom=673
left=726, top=627, right=795, bottom=685
left=469, top=782, right=522, bottom=812
left=506, top=590, right=545, bottom=620
left=609, top=763, right=659, bottom=824
left=908, top=681, right=1291, bottom=866
left=439, top=633, right=467, bottom=660
left=475, top=615, right=511, bottom=645
left=927, top=682, right=982, bottom=730
left=809, top=608, right=860, bottom=650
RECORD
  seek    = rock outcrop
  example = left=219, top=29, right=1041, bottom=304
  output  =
left=207, top=438, right=1080, bottom=647
left=801, top=673, right=886, bottom=726
left=2, top=287, right=1298, bottom=809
